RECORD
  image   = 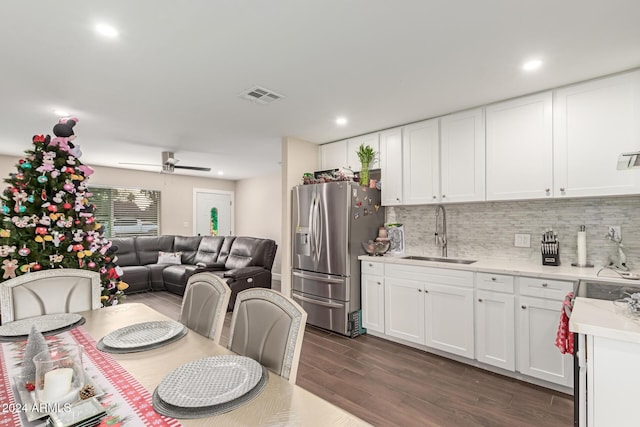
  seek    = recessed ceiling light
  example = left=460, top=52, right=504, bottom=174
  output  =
left=95, top=23, right=119, bottom=38
left=217, top=171, right=224, bottom=176
left=336, top=117, right=348, bottom=126
left=522, top=59, right=543, bottom=71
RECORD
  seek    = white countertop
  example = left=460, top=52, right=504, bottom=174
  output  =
left=358, top=253, right=637, bottom=284
left=570, top=297, right=640, bottom=343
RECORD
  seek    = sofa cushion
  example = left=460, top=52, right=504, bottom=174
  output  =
left=118, top=265, right=150, bottom=293
left=194, top=236, right=225, bottom=266
left=110, top=237, right=139, bottom=266
left=174, top=236, right=202, bottom=265
left=162, top=264, right=200, bottom=295
left=147, top=264, right=167, bottom=291
left=225, top=237, right=276, bottom=270
left=136, top=235, right=174, bottom=265
left=216, top=236, right=236, bottom=265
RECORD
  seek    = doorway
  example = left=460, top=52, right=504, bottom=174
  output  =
left=193, top=189, right=234, bottom=236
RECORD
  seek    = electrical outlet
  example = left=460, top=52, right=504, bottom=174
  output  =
left=514, top=233, right=531, bottom=248
left=608, top=225, right=621, bottom=242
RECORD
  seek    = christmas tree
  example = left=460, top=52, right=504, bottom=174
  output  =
left=0, top=118, right=128, bottom=306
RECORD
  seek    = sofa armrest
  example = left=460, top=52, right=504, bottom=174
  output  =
left=223, top=266, right=268, bottom=280
left=195, top=262, right=226, bottom=271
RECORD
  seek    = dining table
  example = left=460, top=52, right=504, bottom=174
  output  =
left=0, top=303, right=369, bottom=427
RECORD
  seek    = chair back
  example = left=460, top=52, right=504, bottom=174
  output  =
left=179, top=272, right=231, bottom=343
left=0, top=269, right=101, bottom=324
left=228, top=288, right=307, bottom=383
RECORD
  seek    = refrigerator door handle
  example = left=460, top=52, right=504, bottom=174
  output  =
left=312, top=192, right=322, bottom=264
left=292, top=293, right=345, bottom=309
left=292, top=271, right=345, bottom=284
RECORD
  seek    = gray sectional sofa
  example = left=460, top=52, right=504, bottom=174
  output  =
left=110, top=235, right=277, bottom=309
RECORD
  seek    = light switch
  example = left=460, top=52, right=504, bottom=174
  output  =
left=514, top=233, right=531, bottom=248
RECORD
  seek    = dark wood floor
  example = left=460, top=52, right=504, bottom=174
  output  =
left=125, top=291, right=574, bottom=427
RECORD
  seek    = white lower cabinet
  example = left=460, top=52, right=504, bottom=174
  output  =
left=361, top=273, right=385, bottom=333
left=361, top=262, right=574, bottom=391
left=425, top=283, right=474, bottom=358
left=384, top=277, right=425, bottom=344
left=475, top=289, right=515, bottom=371
left=517, top=278, right=574, bottom=387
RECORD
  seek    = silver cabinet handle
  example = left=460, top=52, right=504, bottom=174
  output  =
left=542, top=283, right=548, bottom=287
left=560, top=187, right=565, bottom=192
left=418, top=289, right=422, bottom=292
left=478, top=298, right=483, bottom=302
left=521, top=305, right=527, bottom=309
left=377, top=282, right=381, bottom=285
left=292, top=294, right=344, bottom=308
left=491, top=277, right=496, bottom=281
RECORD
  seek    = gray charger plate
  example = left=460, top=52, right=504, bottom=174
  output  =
left=0, top=317, right=85, bottom=342
left=97, top=326, right=188, bottom=353
left=152, top=366, right=268, bottom=419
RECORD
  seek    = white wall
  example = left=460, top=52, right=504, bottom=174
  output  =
left=0, top=155, right=235, bottom=236
left=280, top=136, right=319, bottom=297
left=235, top=171, right=282, bottom=279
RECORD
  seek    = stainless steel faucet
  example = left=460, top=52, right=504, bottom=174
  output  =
left=435, top=204, right=447, bottom=257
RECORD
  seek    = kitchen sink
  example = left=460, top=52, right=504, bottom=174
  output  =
left=401, top=255, right=477, bottom=265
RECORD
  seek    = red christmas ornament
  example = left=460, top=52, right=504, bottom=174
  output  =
left=104, top=257, right=111, bottom=263
left=25, top=382, right=35, bottom=392
left=35, top=227, right=48, bottom=235
left=47, top=205, right=58, bottom=213
left=75, top=220, right=81, bottom=225
left=32, top=263, right=42, bottom=271
left=63, top=202, right=72, bottom=210
left=19, top=159, right=25, bottom=164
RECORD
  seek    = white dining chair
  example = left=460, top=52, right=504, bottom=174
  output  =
left=0, top=269, right=101, bottom=324
left=179, top=272, right=231, bottom=343
left=228, top=288, right=307, bottom=383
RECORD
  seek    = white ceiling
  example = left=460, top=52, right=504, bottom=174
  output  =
left=1, top=1, right=639, bottom=180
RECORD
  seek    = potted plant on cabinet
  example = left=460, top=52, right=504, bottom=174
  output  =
left=356, top=144, right=375, bottom=186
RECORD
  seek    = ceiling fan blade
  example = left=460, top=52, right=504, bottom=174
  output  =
left=174, top=165, right=212, bottom=172
left=119, top=162, right=162, bottom=167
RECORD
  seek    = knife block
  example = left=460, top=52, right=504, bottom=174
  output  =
left=541, top=243, right=560, bottom=266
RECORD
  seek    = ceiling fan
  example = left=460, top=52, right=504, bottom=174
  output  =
left=120, top=151, right=211, bottom=173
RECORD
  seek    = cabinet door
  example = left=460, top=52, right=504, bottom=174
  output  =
left=554, top=69, right=640, bottom=197
left=402, top=119, right=440, bottom=204
left=440, top=108, right=485, bottom=202
left=424, top=283, right=474, bottom=358
left=517, top=296, right=573, bottom=387
left=475, top=290, right=515, bottom=371
left=379, top=128, right=403, bottom=206
left=319, top=140, right=348, bottom=170
left=486, top=92, right=553, bottom=200
left=347, top=133, right=380, bottom=172
left=384, top=277, right=425, bottom=344
left=361, top=274, right=385, bottom=333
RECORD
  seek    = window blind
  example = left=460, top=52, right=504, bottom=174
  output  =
left=90, top=187, right=161, bottom=238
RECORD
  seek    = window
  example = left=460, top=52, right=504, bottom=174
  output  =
left=90, top=187, right=161, bottom=238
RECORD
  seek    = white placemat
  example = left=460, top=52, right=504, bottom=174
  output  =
left=157, top=355, right=263, bottom=408
left=102, top=320, right=185, bottom=349
left=0, top=313, right=82, bottom=337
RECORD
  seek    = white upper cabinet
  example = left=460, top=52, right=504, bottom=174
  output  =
left=402, top=119, right=440, bottom=205
left=554, top=69, right=640, bottom=197
left=440, top=108, right=486, bottom=202
left=347, top=133, right=380, bottom=172
left=319, top=139, right=348, bottom=171
left=379, top=128, right=403, bottom=205
left=486, top=92, right=553, bottom=200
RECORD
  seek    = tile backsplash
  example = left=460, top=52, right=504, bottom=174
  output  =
left=386, top=196, right=640, bottom=268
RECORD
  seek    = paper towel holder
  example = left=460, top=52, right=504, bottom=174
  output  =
left=571, top=224, right=594, bottom=268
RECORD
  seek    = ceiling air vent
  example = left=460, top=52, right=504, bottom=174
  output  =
left=239, top=85, right=285, bottom=105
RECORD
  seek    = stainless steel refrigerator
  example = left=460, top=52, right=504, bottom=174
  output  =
left=291, top=181, right=384, bottom=336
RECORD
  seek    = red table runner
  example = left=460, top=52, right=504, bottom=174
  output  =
left=0, top=326, right=183, bottom=427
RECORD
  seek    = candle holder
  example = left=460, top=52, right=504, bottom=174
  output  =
left=33, top=345, right=85, bottom=405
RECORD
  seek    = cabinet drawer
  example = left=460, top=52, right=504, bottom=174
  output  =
left=476, top=272, right=515, bottom=293
left=518, top=277, right=575, bottom=300
left=361, top=261, right=384, bottom=276
left=386, top=264, right=473, bottom=287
